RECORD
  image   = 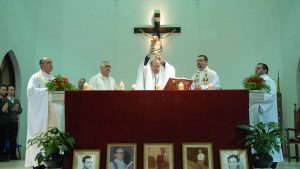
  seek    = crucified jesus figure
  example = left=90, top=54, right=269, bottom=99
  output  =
left=139, top=28, right=176, bottom=60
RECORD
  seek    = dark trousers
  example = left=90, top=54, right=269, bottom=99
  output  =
left=0, top=124, right=8, bottom=159
left=8, top=121, right=18, bottom=158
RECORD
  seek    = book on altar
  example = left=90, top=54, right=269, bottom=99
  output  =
left=163, top=77, right=193, bottom=90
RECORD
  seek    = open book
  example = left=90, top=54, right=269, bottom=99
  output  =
left=163, top=77, right=193, bottom=90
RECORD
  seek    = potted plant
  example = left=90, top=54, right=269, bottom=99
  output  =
left=237, top=122, right=286, bottom=168
left=27, top=127, right=75, bottom=168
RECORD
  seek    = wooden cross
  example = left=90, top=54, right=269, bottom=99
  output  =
left=134, top=10, right=181, bottom=38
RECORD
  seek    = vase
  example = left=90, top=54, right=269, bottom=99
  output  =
left=44, top=154, right=63, bottom=168
left=252, top=153, right=273, bottom=168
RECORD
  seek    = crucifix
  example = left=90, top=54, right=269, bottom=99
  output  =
left=134, top=10, right=181, bottom=59
left=134, top=10, right=181, bottom=38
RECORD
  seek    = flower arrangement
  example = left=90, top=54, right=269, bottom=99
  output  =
left=242, top=75, right=271, bottom=93
left=46, top=74, right=75, bottom=91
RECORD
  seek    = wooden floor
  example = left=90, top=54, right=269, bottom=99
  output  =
left=0, top=159, right=299, bottom=169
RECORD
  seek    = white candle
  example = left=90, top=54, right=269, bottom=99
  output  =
left=178, top=82, right=184, bottom=90
left=119, top=81, right=125, bottom=90
left=155, top=85, right=161, bottom=90
left=83, top=82, right=89, bottom=90
left=131, top=84, right=136, bottom=90
left=208, top=83, right=214, bottom=90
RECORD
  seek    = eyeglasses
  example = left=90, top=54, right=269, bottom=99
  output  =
left=116, top=152, right=124, bottom=154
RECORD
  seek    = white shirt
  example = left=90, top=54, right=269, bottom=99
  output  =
left=110, top=159, right=126, bottom=169
left=191, top=66, right=220, bottom=89
left=197, top=153, right=205, bottom=160
left=89, top=73, right=117, bottom=90
left=7, top=96, right=15, bottom=103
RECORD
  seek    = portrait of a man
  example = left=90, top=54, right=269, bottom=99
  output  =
left=227, top=154, right=240, bottom=169
left=72, top=150, right=100, bottom=169
left=220, top=149, right=248, bottom=169
left=144, top=144, right=174, bottom=169
left=107, top=144, right=136, bottom=169
left=182, top=143, right=213, bottom=169
left=78, top=154, right=96, bottom=169
left=81, top=155, right=94, bottom=169
left=186, top=147, right=208, bottom=169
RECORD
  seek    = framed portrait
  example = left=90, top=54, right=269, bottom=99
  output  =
left=72, top=149, right=100, bottom=169
left=144, top=143, right=174, bottom=169
left=107, top=143, right=137, bottom=169
left=182, top=142, right=214, bottom=169
left=219, top=149, right=249, bottom=169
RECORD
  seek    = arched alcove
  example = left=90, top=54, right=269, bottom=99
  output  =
left=0, top=50, right=21, bottom=98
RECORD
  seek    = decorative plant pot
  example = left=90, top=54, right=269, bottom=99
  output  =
left=252, top=153, right=273, bottom=168
left=51, top=91, right=65, bottom=102
left=249, top=90, right=265, bottom=104
left=44, top=154, right=63, bottom=168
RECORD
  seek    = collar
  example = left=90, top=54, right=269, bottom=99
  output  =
left=260, top=74, right=268, bottom=78
left=7, top=96, right=15, bottom=101
left=198, top=66, right=209, bottom=73
left=114, top=159, right=124, bottom=163
left=40, top=69, right=52, bottom=78
left=99, top=73, right=109, bottom=79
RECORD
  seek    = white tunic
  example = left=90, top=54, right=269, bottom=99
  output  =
left=136, top=61, right=175, bottom=90
left=191, top=67, right=220, bottom=89
left=250, top=74, right=283, bottom=162
left=25, top=70, right=54, bottom=167
left=88, top=73, right=117, bottom=90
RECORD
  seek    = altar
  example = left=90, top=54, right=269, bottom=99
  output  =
left=63, top=90, right=249, bottom=169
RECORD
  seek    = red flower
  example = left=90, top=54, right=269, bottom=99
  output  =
left=56, top=81, right=62, bottom=87
left=247, top=77, right=255, bottom=83
left=256, top=78, right=263, bottom=85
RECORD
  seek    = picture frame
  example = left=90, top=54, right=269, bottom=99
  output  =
left=72, top=149, right=100, bottom=169
left=107, top=143, right=137, bottom=169
left=219, top=149, right=249, bottom=169
left=182, top=142, right=214, bottom=169
left=144, top=143, right=174, bottom=169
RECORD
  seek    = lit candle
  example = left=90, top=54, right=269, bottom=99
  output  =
left=178, top=82, right=184, bottom=90
left=119, top=81, right=125, bottom=90
left=208, top=83, right=214, bottom=90
left=131, top=84, right=136, bottom=90
left=83, top=82, right=89, bottom=90
left=155, top=85, right=161, bottom=90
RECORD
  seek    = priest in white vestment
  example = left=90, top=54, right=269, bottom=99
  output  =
left=250, top=63, right=283, bottom=167
left=25, top=57, right=54, bottom=168
left=89, top=61, right=118, bottom=90
left=136, top=55, right=175, bottom=90
left=191, top=55, right=220, bottom=90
